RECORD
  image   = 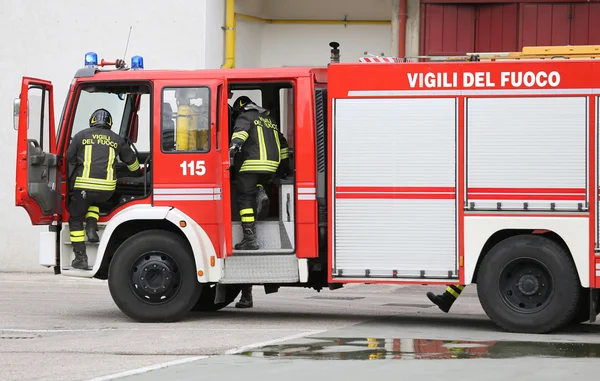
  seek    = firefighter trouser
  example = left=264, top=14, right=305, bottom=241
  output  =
left=446, top=284, right=465, bottom=300
left=67, top=189, right=112, bottom=252
left=236, top=172, right=274, bottom=223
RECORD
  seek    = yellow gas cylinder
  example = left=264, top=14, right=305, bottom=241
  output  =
left=196, top=113, right=209, bottom=151
left=176, top=105, right=195, bottom=151
left=189, top=105, right=208, bottom=151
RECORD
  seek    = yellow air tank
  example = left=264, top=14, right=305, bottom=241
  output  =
left=176, top=105, right=195, bottom=151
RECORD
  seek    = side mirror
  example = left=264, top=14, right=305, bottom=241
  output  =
left=13, top=98, right=20, bottom=130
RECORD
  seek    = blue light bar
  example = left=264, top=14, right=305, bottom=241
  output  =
left=84, top=52, right=98, bottom=67
left=131, top=55, right=144, bottom=70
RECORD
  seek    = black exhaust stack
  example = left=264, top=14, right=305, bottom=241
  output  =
left=329, top=42, right=340, bottom=65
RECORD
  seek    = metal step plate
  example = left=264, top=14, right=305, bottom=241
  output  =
left=220, top=255, right=299, bottom=284
left=232, top=221, right=294, bottom=252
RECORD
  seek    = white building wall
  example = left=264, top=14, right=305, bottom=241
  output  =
left=236, top=0, right=393, bottom=68
left=1, top=0, right=398, bottom=272
left=0, top=0, right=224, bottom=272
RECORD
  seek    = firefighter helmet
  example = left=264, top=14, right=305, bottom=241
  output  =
left=89, top=108, right=113, bottom=129
left=231, top=96, right=268, bottom=121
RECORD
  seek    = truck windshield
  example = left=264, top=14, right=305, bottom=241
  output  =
left=70, top=89, right=126, bottom=137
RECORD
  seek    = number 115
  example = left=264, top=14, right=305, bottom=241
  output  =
left=180, top=160, right=206, bottom=176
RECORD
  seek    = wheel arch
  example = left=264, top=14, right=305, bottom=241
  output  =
left=463, top=216, right=590, bottom=287
left=470, top=229, right=580, bottom=285
left=91, top=205, right=221, bottom=283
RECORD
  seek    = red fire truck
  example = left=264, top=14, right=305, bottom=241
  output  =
left=14, top=43, right=600, bottom=334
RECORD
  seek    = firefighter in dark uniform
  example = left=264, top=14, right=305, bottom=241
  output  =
left=66, top=108, right=142, bottom=270
left=229, top=95, right=289, bottom=250
left=229, top=96, right=290, bottom=309
left=426, top=284, right=466, bottom=313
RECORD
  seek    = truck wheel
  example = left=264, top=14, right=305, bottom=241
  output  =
left=107, top=230, right=201, bottom=322
left=476, top=234, right=580, bottom=334
left=191, top=284, right=242, bottom=312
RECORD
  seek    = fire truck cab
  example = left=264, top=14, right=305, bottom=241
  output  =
left=14, top=45, right=600, bottom=334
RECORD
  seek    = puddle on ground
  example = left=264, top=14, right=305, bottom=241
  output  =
left=238, top=337, right=600, bottom=360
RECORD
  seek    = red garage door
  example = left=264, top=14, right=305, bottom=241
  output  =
left=419, top=1, right=600, bottom=57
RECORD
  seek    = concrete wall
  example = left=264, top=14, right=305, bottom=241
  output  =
left=0, top=0, right=224, bottom=272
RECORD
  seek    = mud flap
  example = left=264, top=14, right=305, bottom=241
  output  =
left=590, top=289, right=599, bottom=323
left=214, top=283, right=227, bottom=304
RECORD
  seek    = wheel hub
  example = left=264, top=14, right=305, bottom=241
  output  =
left=130, top=252, right=181, bottom=304
left=517, top=274, right=539, bottom=296
left=499, top=258, right=554, bottom=314
left=139, top=262, right=173, bottom=293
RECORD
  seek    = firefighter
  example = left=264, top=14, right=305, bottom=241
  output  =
left=426, top=284, right=465, bottom=313
left=229, top=96, right=290, bottom=309
left=66, top=108, right=142, bottom=270
left=229, top=95, right=288, bottom=250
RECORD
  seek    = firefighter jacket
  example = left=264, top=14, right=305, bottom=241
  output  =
left=230, top=110, right=289, bottom=173
left=66, top=127, right=141, bottom=192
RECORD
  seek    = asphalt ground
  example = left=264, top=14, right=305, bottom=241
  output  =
left=1, top=273, right=599, bottom=381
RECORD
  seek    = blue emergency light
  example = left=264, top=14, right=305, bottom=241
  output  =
left=131, top=55, right=144, bottom=70
left=84, top=52, right=98, bottom=67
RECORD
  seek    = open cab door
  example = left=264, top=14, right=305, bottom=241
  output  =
left=15, top=77, right=59, bottom=225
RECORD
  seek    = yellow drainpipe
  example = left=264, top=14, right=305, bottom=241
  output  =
left=235, top=13, right=391, bottom=25
left=222, top=0, right=236, bottom=69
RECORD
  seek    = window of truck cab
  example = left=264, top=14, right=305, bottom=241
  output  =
left=160, top=86, right=211, bottom=153
left=63, top=82, right=153, bottom=210
left=66, top=83, right=151, bottom=148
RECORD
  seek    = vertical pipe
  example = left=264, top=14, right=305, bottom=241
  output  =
left=222, top=0, right=236, bottom=69
left=399, top=0, right=407, bottom=58
left=391, top=0, right=400, bottom=57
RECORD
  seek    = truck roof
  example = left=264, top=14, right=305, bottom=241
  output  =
left=74, top=66, right=329, bottom=83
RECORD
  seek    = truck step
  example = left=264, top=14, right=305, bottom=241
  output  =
left=232, top=248, right=295, bottom=255
left=220, top=254, right=299, bottom=284
left=61, top=266, right=93, bottom=271
left=232, top=221, right=294, bottom=250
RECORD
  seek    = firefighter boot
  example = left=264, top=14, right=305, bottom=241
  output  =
left=85, top=217, right=99, bottom=243
left=255, top=185, right=270, bottom=220
left=426, top=292, right=455, bottom=313
left=235, top=222, right=259, bottom=250
left=71, top=249, right=88, bottom=270
left=235, top=286, right=253, bottom=308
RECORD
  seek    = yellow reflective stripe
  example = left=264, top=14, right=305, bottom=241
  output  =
left=273, top=130, right=281, bottom=160
left=256, top=126, right=266, bottom=161
left=86, top=211, right=100, bottom=220
left=240, top=159, right=279, bottom=173
left=232, top=131, right=249, bottom=142
left=74, top=177, right=116, bottom=191
left=82, top=145, right=92, bottom=178
left=241, top=216, right=254, bottom=222
left=106, top=147, right=115, bottom=180
left=446, top=286, right=460, bottom=298
left=455, top=284, right=465, bottom=291
left=74, top=184, right=116, bottom=191
left=280, top=147, right=289, bottom=159
left=127, top=158, right=140, bottom=172
left=241, top=159, right=279, bottom=167
left=70, top=230, right=85, bottom=243
left=88, top=206, right=100, bottom=213
left=239, top=208, right=254, bottom=216
left=75, top=177, right=116, bottom=186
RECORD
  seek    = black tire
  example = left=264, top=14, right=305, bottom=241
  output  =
left=569, top=288, right=600, bottom=325
left=107, top=230, right=201, bottom=322
left=476, top=234, right=580, bottom=334
left=191, top=284, right=242, bottom=312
